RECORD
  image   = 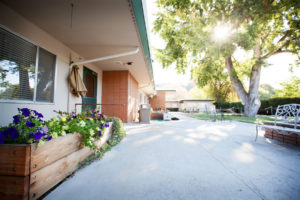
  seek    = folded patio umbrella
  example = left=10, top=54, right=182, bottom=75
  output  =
left=68, top=65, right=87, bottom=97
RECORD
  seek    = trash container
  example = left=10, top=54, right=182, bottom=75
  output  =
left=139, top=104, right=151, bottom=123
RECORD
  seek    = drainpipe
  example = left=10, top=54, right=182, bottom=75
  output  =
left=70, top=48, right=139, bottom=67
left=67, top=47, right=139, bottom=113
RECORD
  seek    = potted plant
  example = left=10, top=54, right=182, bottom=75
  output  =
left=0, top=108, right=112, bottom=200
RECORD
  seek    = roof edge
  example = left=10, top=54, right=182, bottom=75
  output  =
left=130, top=0, right=155, bottom=93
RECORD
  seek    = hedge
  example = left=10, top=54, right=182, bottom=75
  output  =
left=258, top=97, right=300, bottom=115
left=214, top=101, right=243, bottom=113
left=166, top=107, right=179, bottom=112
left=215, top=97, right=300, bottom=115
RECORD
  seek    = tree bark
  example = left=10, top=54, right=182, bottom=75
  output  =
left=245, top=64, right=261, bottom=117
left=225, top=56, right=262, bottom=117
left=19, top=65, right=32, bottom=100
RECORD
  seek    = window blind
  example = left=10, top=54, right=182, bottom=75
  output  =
left=36, top=48, right=56, bottom=102
left=0, top=28, right=36, bottom=101
left=0, top=27, right=56, bottom=103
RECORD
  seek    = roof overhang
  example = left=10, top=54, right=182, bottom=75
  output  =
left=156, top=89, right=177, bottom=92
left=0, top=0, right=155, bottom=95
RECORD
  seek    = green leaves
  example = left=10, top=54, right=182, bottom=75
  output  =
left=273, top=76, right=300, bottom=98
left=153, top=0, right=299, bottom=115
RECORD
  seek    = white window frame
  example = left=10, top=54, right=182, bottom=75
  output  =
left=0, top=25, right=57, bottom=105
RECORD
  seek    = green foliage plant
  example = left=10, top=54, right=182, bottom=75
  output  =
left=0, top=108, right=112, bottom=151
left=154, top=0, right=299, bottom=116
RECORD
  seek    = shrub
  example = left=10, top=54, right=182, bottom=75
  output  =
left=166, top=108, right=179, bottom=112
left=215, top=97, right=300, bottom=115
left=214, top=101, right=243, bottom=113
left=106, top=116, right=126, bottom=147
left=258, top=97, right=300, bottom=115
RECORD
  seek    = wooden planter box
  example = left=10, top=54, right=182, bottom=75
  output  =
left=0, top=123, right=112, bottom=200
left=264, top=128, right=300, bottom=146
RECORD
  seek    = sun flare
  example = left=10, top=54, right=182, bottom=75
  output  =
left=213, top=23, right=232, bottom=41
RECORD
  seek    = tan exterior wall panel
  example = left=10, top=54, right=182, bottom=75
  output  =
left=102, top=70, right=138, bottom=122
left=149, top=92, right=166, bottom=111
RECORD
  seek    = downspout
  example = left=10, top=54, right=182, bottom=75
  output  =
left=70, top=47, right=139, bottom=67
left=67, top=47, right=139, bottom=113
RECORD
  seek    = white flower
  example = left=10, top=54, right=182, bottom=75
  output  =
left=89, top=129, right=95, bottom=136
left=61, top=131, right=66, bottom=136
left=62, top=125, right=69, bottom=130
left=38, top=140, right=45, bottom=147
left=78, top=121, right=86, bottom=127
left=52, top=132, right=58, bottom=139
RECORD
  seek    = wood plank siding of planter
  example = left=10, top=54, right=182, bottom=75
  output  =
left=0, top=122, right=112, bottom=200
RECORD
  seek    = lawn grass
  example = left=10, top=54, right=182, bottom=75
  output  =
left=187, top=113, right=274, bottom=124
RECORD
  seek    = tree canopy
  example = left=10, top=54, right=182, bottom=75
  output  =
left=273, top=76, right=300, bottom=97
left=154, top=0, right=300, bottom=116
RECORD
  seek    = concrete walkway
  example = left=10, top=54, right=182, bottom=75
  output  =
left=45, top=113, right=300, bottom=200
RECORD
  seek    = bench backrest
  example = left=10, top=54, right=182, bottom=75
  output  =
left=275, top=104, right=300, bottom=128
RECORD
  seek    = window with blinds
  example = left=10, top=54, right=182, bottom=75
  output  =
left=0, top=27, right=56, bottom=103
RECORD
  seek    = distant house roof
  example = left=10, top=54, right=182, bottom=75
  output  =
left=156, top=89, right=176, bottom=92
left=166, top=100, right=180, bottom=103
left=180, top=99, right=214, bottom=103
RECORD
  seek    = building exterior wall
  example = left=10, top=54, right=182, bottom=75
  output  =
left=127, top=74, right=138, bottom=122
left=149, top=91, right=166, bottom=111
left=0, top=3, right=103, bottom=126
left=102, top=70, right=138, bottom=122
left=102, top=71, right=128, bottom=122
left=138, top=90, right=149, bottom=106
left=165, top=102, right=180, bottom=109
left=180, top=101, right=215, bottom=112
left=165, top=92, right=176, bottom=101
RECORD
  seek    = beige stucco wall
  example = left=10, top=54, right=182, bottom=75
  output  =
left=165, top=102, right=179, bottom=109
left=180, top=101, right=215, bottom=112
left=0, top=2, right=103, bottom=126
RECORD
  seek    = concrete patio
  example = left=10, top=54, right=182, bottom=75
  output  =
left=45, top=113, right=300, bottom=200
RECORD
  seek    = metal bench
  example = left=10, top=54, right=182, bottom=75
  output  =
left=255, top=104, right=300, bottom=141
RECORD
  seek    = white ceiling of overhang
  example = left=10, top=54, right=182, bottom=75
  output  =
left=1, top=0, right=155, bottom=95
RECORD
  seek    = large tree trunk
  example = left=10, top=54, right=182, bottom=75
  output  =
left=244, top=63, right=262, bottom=117
left=225, top=56, right=262, bottom=117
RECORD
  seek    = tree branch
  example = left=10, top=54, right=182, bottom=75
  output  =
left=278, top=30, right=292, bottom=42
left=225, top=56, right=248, bottom=102
left=261, top=40, right=291, bottom=59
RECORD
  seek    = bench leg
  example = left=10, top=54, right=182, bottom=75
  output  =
left=255, top=124, right=258, bottom=142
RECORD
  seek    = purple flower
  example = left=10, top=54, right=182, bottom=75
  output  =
left=0, top=130, right=7, bottom=144
left=34, top=132, right=43, bottom=140
left=47, top=136, right=52, bottom=141
left=105, top=123, right=109, bottom=128
left=21, top=108, right=31, bottom=117
left=33, top=110, right=43, bottom=118
left=13, top=115, right=20, bottom=124
left=98, top=131, right=102, bottom=136
left=42, top=126, right=48, bottom=134
left=100, top=124, right=104, bottom=128
left=29, top=132, right=34, bottom=138
left=26, top=121, right=35, bottom=128
left=6, top=127, right=19, bottom=140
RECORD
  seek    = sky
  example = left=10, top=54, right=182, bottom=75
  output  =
left=145, top=0, right=299, bottom=90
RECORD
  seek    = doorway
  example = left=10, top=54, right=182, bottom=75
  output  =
left=82, top=67, right=97, bottom=111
